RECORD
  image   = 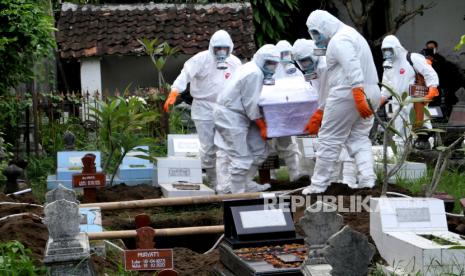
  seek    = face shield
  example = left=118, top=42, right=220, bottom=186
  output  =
left=382, top=48, right=395, bottom=69
left=309, top=29, right=328, bottom=55
left=296, top=56, right=317, bottom=82
left=262, top=60, right=279, bottom=85
left=279, top=50, right=297, bottom=75
left=213, top=46, right=230, bottom=70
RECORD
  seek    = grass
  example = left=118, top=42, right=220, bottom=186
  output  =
left=395, top=168, right=465, bottom=214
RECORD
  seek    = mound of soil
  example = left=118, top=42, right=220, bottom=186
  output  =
left=0, top=192, right=47, bottom=264
left=0, top=218, right=48, bottom=264
left=95, top=184, right=162, bottom=202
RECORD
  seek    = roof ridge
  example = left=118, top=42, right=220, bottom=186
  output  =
left=61, top=2, right=251, bottom=12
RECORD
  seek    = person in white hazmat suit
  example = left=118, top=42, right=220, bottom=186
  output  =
left=302, top=10, right=381, bottom=194
left=292, top=39, right=358, bottom=187
left=265, top=40, right=305, bottom=182
left=380, top=35, right=439, bottom=148
left=214, top=44, right=280, bottom=194
left=164, top=30, right=241, bottom=189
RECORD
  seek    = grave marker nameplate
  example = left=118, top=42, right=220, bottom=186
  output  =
left=124, top=249, right=173, bottom=271
left=72, top=154, right=105, bottom=202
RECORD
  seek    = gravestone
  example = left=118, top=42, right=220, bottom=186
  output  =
left=45, top=184, right=78, bottom=204
left=299, top=201, right=343, bottom=265
left=43, top=199, right=96, bottom=275
left=322, top=226, right=375, bottom=276
left=448, top=87, right=465, bottom=126
left=2, top=164, right=23, bottom=194
left=63, top=131, right=75, bottom=150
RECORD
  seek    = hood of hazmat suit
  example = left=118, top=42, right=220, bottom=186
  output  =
left=275, top=40, right=302, bottom=79
left=380, top=34, right=438, bottom=99
left=303, top=10, right=381, bottom=194
left=171, top=29, right=241, bottom=120
left=292, top=39, right=328, bottom=109
left=214, top=44, right=279, bottom=193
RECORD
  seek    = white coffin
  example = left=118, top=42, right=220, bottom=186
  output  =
left=259, top=77, right=318, bottom=138
left=156, top=157, right=202, bottom=185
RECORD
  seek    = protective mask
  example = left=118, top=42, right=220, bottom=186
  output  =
left=297, top=57, right=316, bottom=82
left=309, top=29, right=328, bottom=54
left=382, top=48, right=394, bottom=69
left=214, top=48, right=229, bottom=70
left=262, top=61, right=278, bottom=85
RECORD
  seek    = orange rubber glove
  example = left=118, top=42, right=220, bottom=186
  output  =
left=255, top=118, right=267, bottom=140
left=424, top=87, right=439, bottom=101
left=163, top=89, right=179, bottom=112
left=304, top=109, right=324, bottom=135
left=352, top=87, right=373, bottom=119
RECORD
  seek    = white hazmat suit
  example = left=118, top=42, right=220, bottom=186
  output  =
left=292, top=39, right=358, bottom=187
left=169, top=30, right=241, bottom=188
left=214, top=44, right=280, bottom=193
left=267, top=40, right=304, bottom=182
left=380, top=35, right=439, bottom=147
left=303, top=10, right=381, bottom=194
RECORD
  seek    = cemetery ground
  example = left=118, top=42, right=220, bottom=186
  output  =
left=1, top=166, right=465, bottom=275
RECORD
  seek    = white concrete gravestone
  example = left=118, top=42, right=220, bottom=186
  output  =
left=43, top=197, right=95, bottom=275
left=45, top=184, right=78, bottom=204
left=370, top=197, right=465, bottom=275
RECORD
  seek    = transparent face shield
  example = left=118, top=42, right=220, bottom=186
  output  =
left=280, top=50, right=297, bottom=75
left=309, top=29, right=328, bottom=55
left=213, top=46, right=230, bottom=70
left=297, top=57, right=316, bottom=82
left=262, top=60, right=279, bottom=85
left=382, top=48, right=394, bottom=69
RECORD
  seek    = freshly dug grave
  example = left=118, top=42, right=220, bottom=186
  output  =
left=0, top=193, right=47, bottom=264
left=1, top=181, right=463, bottom=274
left=95, top=183, right=162, bottom=202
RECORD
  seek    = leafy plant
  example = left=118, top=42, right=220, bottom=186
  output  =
left=425, top=134, right=465, bottom=197
left=138, top=38, right=180, bottom=138
left=455, top=34, right=465, bottom=51
left=0, top=240, right=46, bottom=275
left=0, top=0, right=56, bottom=94
left=250, top=0, right=299, bottom=46
left=370, top=84, right=444, bottom=195
left=91, top=96, right=158, bottom=185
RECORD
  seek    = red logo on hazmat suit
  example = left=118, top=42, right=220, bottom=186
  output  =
left=225, top=72, right=231, bottom=79
left=400, top=68, right=405, bottom=74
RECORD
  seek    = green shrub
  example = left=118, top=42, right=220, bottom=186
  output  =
left=0, top=240, right=46, bottom=275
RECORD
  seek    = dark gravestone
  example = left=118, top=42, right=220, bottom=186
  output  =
left=299, top=201, right=343, bottom=265
left=63, top=131, right=76, bottom=150
left=2, top=164, right=23, bottom=194
left=448, top=87, right=465, bottom=126
left=322, top=226, right=375, bottom=276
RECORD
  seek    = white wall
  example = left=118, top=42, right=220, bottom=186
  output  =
left=80, top=58, right=102, bottom=97
left=391, top=0, right=465, bottom=67
left=100, top=55, right=190, bottom=94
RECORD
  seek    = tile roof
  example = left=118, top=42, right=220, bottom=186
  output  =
left=57, top=2, right=256, bottom=59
